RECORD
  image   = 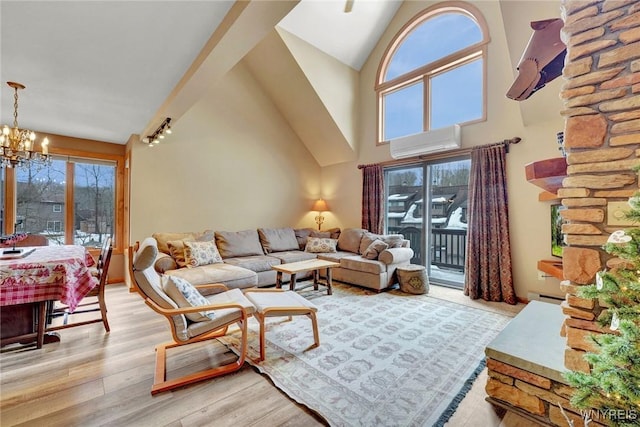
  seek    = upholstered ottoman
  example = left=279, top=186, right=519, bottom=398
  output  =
left=244, top=290, right=319, bottom=361
left=397, top=264, right=429, bottom=294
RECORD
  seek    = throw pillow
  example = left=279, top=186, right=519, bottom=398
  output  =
left=382, top=234, right=404, bottom=248
left=305, top=237, right=338, bottom=253
left=362, top=239, right=389, bottom=260
left=167, top=239, right=193, bottom=268
left=162, top=275, right=215, bottom=322
left=152, top=232, right=195, bottom=254
left=184, top=240, right=223, bottom=268
left=295, top=228, right=314, bottom=250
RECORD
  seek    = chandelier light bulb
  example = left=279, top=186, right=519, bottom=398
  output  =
left=1, top=81, right=51, bottom=168
left=159, top=134, right=165, bottom=139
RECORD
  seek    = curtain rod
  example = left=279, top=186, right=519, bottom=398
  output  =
left=357, top=136, right=521, bottom=169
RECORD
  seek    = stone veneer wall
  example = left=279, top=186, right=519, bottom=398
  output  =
left=559, top=0, right=639, bottom=374
left=485, top=1, right=640, bottom=425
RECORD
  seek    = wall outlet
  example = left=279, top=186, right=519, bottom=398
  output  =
left=537, top=270, right=546, bottom=281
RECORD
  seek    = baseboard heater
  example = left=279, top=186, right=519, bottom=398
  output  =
left=526, top=292, right=564, bottom=305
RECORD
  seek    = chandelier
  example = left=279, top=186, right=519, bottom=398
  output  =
left=1, top=81, right=50, bottom=168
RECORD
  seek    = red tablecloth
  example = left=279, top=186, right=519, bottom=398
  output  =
left=0, top=245, right=96, bottom=311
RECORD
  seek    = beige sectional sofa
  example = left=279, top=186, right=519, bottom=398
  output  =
left=148, top=227, right=414, bottom=292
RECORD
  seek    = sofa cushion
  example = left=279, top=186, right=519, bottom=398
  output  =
left=311, top=231, right=330, bottom=238
left=258, top=227, right=299, bottom=253
left=294, top=228, right=314, bottom=250
left=223, top=255, right=281, bottom=273
left=184, top=240, right=223, bottom=267
left=340, top=255, right=386, bottom=275
left=362, top=239, right=389, bottom=260
left=167, top=263, right=257, bottom=289
left=162, top=275, right=215, bottom=322
left=153, top=232, right=195, bottom=254
left=337, top=228, right=367, bottom=253
left=305, top=237, right=338, bottom=253
left=269, top=250, right=317, bottom=264
left=359, top=232, right=405, bottom=254
left=325, top=227, right=341, bottom=239
left=316, top=251, right=356, bottom=263
left=155, top=252, right=178, bottom=273
left=215, top=230, right=264, bottom=258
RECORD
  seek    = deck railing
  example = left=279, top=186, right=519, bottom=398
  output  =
left=390, top=226, right=467, bottom=271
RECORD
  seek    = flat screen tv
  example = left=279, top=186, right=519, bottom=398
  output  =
left=551, top=204, right=566, bottom=258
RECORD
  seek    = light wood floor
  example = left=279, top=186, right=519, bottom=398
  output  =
left=0, top=283, right=537, bottom=427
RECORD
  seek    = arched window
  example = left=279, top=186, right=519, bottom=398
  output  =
left=376, top=2, right=489, bottom=144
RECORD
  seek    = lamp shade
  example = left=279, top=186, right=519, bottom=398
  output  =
left=312, top=199, right=329, bottom=212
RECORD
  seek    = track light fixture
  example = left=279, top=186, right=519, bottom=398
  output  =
left=144, top=117, right=172, bottom=147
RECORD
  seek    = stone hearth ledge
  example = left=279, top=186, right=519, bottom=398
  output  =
left=486, top=301, right=568, bottom=384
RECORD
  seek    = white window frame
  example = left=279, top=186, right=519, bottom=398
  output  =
left=375, top=2, right=490, bottom=145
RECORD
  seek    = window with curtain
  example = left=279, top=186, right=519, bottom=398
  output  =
left=376, top=3, right=489, bottom=143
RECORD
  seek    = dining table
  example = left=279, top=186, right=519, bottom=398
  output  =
left=0, top=245, right=96, bottom=349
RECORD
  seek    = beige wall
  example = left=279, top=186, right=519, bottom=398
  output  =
left=130, top=60, right=322, bottom=243
left=129, top=0, right=567, bottom=300
left=324, top=0, right=566, bottom=299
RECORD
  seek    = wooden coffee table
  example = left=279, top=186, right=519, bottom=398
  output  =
left=272, top=259, right=340, bottom=295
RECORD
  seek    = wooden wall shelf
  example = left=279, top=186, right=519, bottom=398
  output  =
left=537, top=259, right=563, bottom=280
left=525, top=157, right=567, bottom=194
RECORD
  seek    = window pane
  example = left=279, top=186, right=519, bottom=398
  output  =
left=383, top=81, right=424, bottom=141
left=430, top=59, right=483, bottom=129
left=15, top=160, right=67, bottom=245
left=385, top=166, right=423, bottom=265
left=386, top=13, right=482, bottom=81
left=74, top=161, right=115, bottom=248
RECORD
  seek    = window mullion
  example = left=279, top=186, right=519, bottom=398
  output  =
left=65, top=161, right=74, bottom=244
left=423, top=75, right=430, bottom=132
left=4, top=168, right=16, bottom=235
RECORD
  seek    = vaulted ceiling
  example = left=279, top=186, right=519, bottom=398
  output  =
left=1, top=0, right=563, bottom=155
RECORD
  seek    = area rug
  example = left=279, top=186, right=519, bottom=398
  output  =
left=219, top=283, right=513, bottom=427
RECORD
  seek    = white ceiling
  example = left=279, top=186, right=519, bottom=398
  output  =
left=0, top=0, right=400, bottom=145
left=0, top=0, right=559, bottom=144
left=278, top=0, right=402, bottom=70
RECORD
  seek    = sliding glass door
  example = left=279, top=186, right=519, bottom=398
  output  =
left=384, top=156, right=470, bottom=288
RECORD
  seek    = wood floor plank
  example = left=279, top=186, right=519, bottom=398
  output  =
left=0, top=283, right=525, bottom=427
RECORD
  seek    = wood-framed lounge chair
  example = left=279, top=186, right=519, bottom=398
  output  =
left=128, top=239, right=256, bottom=395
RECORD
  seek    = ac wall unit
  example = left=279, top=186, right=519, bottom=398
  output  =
left=389, top=124, right=461, bottom=159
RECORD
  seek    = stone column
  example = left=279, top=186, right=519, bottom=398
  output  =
left=559, top=0, right=640, bottom=372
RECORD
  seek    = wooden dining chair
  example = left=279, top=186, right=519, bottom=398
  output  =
left=14, top=234, right=50, bottom=247
left=48, top=237, right=112, bottom=332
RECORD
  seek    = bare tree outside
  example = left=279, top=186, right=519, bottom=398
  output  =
left=13, top=158, right=115, bottom=247
left=15, top=160, right=66, bottom=243
left=74, top=163, right=115, bottom=247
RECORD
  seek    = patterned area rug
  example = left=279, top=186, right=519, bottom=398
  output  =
left=219, top=283, right=512, bottom=427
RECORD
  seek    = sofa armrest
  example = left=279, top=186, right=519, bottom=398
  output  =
left=154, top=252, right=177, bottom=273
left=378, top=247, right=414, bottom=265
